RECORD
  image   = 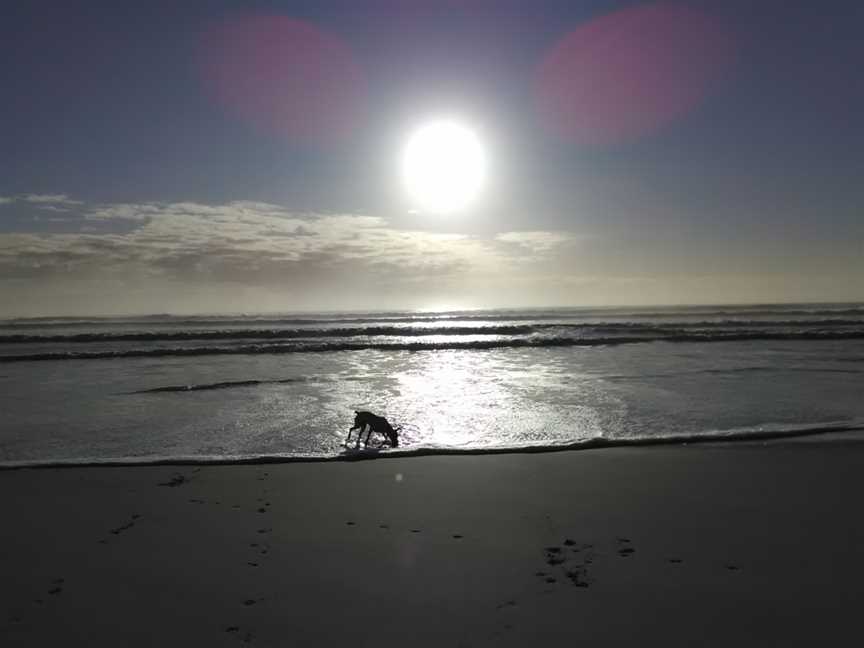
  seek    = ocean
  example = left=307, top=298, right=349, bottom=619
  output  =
left=2, top=304, right=863, bottom=467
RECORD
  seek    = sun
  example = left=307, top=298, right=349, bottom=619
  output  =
left=402, top=120, right=486, bottom=214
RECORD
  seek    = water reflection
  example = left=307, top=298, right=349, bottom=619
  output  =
left=386, top=350, right=615, bottom=449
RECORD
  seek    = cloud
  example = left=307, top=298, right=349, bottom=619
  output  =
left=10, top=196, right=713, bottom=315
left=0, top=197, right=577, bottom=295
left=2, top=194, right=859, bottom=316
left=495, top=231, right=576, bottom=254
left=0, top=194, right=85, bottom=212
left=21, top=194, right=84, bottom=206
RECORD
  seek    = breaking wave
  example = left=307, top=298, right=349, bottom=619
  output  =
left=1, top=319, right=863, bottom=345
left=3, top=329, right=864, bottom=362
left=0, top=325, right=538, bottom=344
left=1, top=303, right=862, bottom=329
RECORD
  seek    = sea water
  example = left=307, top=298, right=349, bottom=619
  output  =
left=1, top=304, right=863, bottom=466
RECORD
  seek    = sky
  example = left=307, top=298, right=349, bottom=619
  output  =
left=1, top=0, right=862, bottom=316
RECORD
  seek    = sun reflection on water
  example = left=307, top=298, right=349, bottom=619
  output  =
left=389, top=349, right=616, bottom=449
left=398, top=352, right=502, bottom=446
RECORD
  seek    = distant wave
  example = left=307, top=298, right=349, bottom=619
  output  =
left=1, top=304, right=861, bottom=330
left=3, top=419, right=863, bottom=470
left=3, top=329, right=864, bottom=362
left=1, top=319, right=862, bottom=345
left=0, top=324, right=538, bottom=344
left=124, top=377, right=317, bottom=394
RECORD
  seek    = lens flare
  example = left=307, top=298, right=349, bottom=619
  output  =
left=198, top=14, right=367, bottom=144
left=535, top=3, right=737, bottom=146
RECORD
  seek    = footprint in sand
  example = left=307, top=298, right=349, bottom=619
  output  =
left=159, top=474, right=188, bottom=487
left=565, top=569, right=590, bottom=588
left=537, top=540, right=597, bottom=589
left=616, top=539, right=635, bottom=557
left=544, top=547, right=566, bottom=566
left=225, top=626, right=254, bottom=643
left=109, top=515, right=141, bottom=536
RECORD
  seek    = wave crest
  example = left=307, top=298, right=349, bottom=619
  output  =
left=3, top=329, right=864, bottom=362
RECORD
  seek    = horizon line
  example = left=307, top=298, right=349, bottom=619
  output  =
left=2, top=300, right=862, bottom=322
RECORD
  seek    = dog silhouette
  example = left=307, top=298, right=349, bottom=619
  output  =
left=347, top=411, right=401, bottom=448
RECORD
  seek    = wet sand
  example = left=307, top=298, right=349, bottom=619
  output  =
left=2, top=442, right=863, bottom=646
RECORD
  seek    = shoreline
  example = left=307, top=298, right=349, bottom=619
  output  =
left=3, top=442, right=864, bottom=646
left=3, top=418, right=864, bottom=471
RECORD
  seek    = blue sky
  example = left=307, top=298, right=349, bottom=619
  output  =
left=1, top=0, right=862, bottom=315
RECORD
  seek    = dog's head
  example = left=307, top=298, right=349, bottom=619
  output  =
left=388, top=427, right=400, bottom=447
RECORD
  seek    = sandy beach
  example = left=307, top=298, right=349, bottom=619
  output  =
left=2, top=442, right=863, bottom=647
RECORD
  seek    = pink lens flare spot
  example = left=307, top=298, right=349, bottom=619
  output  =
left=535, top=2, right=738, bottom=146
left=199, top=14, right=367, bottom=144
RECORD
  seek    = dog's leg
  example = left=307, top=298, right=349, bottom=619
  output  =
left=364, top=425, right=374, bottom=447
left=346, top=425, right=358, bottom=446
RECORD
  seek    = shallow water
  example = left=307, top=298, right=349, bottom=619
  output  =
left=2, top=306, right=864, bottom=465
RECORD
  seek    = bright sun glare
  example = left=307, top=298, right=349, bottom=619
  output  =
left=402, top=120, right=486, bottom=214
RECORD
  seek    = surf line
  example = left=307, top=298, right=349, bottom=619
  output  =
left=3, top=420, right=863, bottom=471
